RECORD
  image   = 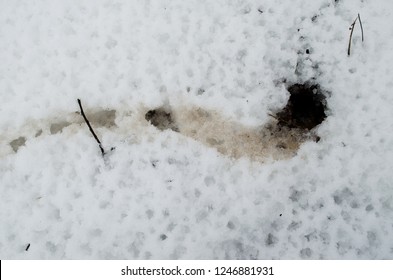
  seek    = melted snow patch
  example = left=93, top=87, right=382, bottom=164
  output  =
left=1, top=104, right=313, bottom=162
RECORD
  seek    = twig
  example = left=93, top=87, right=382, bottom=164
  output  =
left=347, top=16, right=358, bottom=56
left=358, top=13, right=364, bottom=42
left=77, top=99, right=105, bottom=156
left=348, top=13, right=364, bottom=56
left=268, top=113, right=278, bottom=120
left=25, top=243, right=30, bottom=251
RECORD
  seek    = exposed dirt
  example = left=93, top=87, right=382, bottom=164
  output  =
left=144, top=83, right=327, bottom=161
left=4, top=86, right=328, bottom=162
left=145, top=109, right=179, bottom=132
left=145, top=106, right=305, bottom=161
left=4, top=108, right=117, bottom=156
left=276, top=83, right=327, bottom=130
left=9, top=136, right=26, bottom=152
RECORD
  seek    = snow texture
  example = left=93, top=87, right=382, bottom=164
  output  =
left=1, top=0, right=393, bottom=259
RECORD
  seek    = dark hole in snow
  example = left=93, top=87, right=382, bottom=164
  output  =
left=145, top=108, right=179, bottom=132
left=276, top=83, right=327, bottom=130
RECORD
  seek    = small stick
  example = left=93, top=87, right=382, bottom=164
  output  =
left=358, top=13, right=364, bottom=42
left=77, top=99, right=105, bottom=156
left=348, top=16, right=358, bottom=56
left=268, top=113, right=278, bottom=120
left=25, top=243, right=30, bottom=251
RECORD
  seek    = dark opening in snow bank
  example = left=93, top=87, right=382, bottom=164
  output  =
left=276, top=83, right=327, bottom=130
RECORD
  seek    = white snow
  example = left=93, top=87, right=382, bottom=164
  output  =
left=1, top=0, right=393, bottom=259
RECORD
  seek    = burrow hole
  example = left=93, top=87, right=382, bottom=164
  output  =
left=276, top=83, right=327, bottom=130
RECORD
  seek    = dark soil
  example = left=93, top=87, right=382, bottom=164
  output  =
left=145, top=108, right=179, bottom=132
left=276, top=83, right=327, bottom=130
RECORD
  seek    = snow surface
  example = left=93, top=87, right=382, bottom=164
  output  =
left=1, top=0, right=393, bottom=259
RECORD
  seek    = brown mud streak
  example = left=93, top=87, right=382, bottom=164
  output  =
left=146, top=106, right=308, bottom=162
left=4, top=108, right=117, bottom=156
left=4, top=98, right=320, bottom=162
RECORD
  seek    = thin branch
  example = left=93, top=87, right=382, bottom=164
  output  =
left=358, top=13, right=364, bottom=42
left=77, top=99, right=105, bottom=156
left=268, top=113, right=278, bottom=120
left=347, top=16, right=358, bottom=56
